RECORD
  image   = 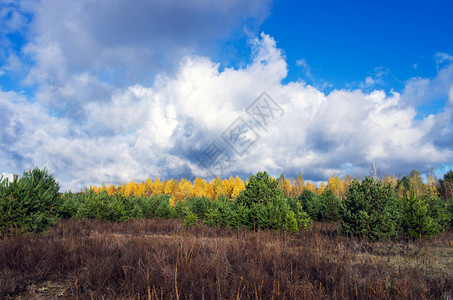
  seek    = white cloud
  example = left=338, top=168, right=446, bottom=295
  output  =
left=22, top=0, right=271, bottom=84
left=359, top=66, right=389, bottom=89
left=364, top=76, right=375, bottom=87
left=295, top=58, right=332, bottom=90
left=402, top=62, right=453, bottom=107
left=5, top=0, right=271, bottom=127
left=0, top=1, right=30, bottom=33
left=435, top=52, right=453, bottom=66
left=1, top=29, right=453, bottom=190
left=296, top=58, right=312, bottom=79
left=0, top=1, right=33, bottom=79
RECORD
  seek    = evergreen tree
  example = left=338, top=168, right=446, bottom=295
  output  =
left=297, top=189, right=321, bottom=220
left=236, top=171, right=283, bottom=207
left=0, top=167, right=61, bottom=236
left=401, top=192, right=442, bottom=238
left=318, top=189, right=341, bottom=222
left=340, top=177, right=402, bottom=240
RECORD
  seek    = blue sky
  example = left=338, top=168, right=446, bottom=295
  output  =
left=1, top=0, right=452, bottom=190
left=263, top=0, right=452, bottom=87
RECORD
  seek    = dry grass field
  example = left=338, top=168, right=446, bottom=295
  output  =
left=1, top=219, right=452, bottom=299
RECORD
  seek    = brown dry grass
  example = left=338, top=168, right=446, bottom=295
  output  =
left=0, top=220, right=452, bottom=299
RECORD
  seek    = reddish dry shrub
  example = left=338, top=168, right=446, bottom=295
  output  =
left=0, top=219, right=451, bottom=299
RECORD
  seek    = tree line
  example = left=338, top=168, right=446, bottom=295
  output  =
left=88, top=169, right=445, bottom=203
left=1, top=168, right=452, bottom=239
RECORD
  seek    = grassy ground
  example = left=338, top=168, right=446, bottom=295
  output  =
left=1, top=219, right=452, bottom=299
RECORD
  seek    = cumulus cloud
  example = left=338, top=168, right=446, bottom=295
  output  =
left=401, top=62, right=453, bottom=107
left=1, top=31, right=453, bottom=190
left=25, top=0, right=270, bottom=73
left=20, top=0, right=270, bottom=91
left=2, top=0, right=270, bottom=128
left=1, top=2, right=452, bottom=190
